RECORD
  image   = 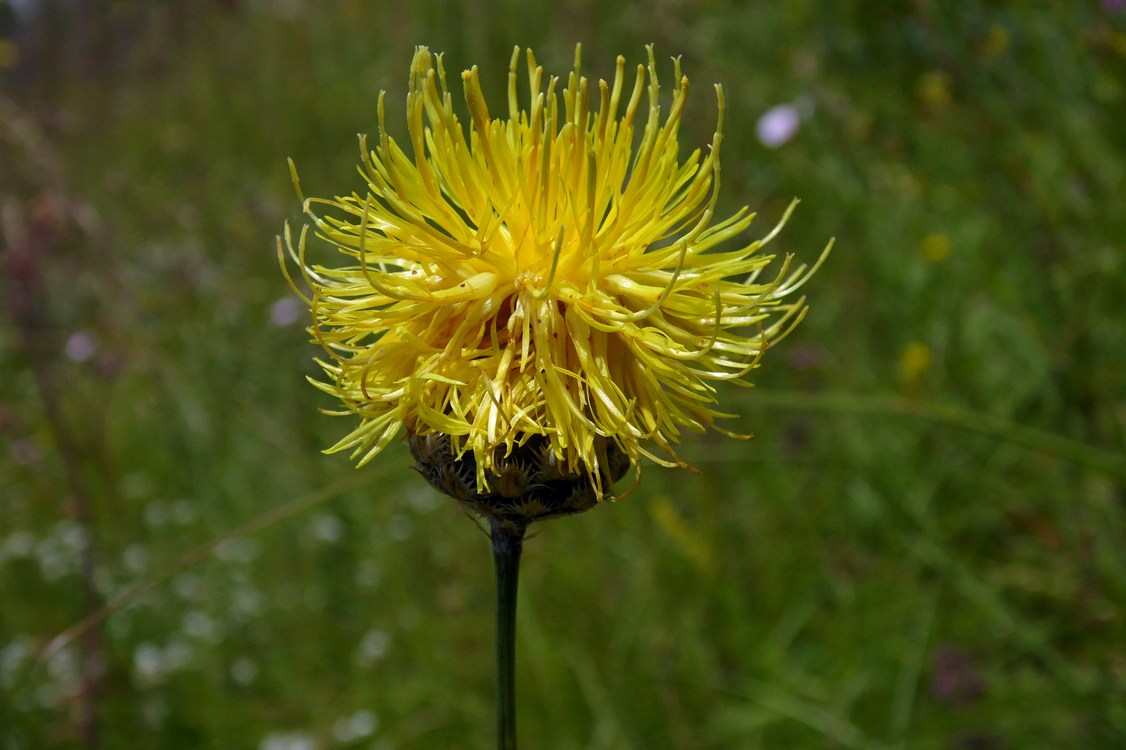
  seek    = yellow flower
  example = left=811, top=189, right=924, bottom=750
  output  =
left=280, top=45, right=828, bottom=517
left=897, top=341, right=933, bottom=388
left=920, top=232, right=952, bottom=262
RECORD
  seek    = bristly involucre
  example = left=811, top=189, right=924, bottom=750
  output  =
left=280, top=45, right=829, bottom=501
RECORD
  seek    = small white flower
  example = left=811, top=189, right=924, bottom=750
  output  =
left=230, top=657, right=258, bottom=685
left=333, top=710, right=378, bottom=743
left=355, top=629, right=391, bottom=666
left=258, top=731, right=318, bottom=750
left=64, top=331, right=98, bottom=362
left=756, top=103, right=802, bottom=148
left=308, top=513, right=345, bottom=543
left=269, top=296, right=302, bottom=327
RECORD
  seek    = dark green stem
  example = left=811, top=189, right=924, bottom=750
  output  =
left=490, top=518, right=526, bottom=750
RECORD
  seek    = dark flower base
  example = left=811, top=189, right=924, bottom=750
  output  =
left=408, top=430, right=629, bottom=525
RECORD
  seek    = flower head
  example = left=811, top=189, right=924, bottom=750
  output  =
left=280, top=45, right=828, bottom=519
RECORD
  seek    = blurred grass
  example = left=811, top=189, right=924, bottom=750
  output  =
left=1, top=1, right=1124, bottom=748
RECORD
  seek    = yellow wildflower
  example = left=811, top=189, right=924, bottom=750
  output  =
left=898, top=341, right=933, bottom=388
left=921, top=232, right=952, bottom=262
left=982, top=24, right=1010, bottom=59
left=916, top=70, right=953, bottom=110
left=280, top=45, right=828, bottom=517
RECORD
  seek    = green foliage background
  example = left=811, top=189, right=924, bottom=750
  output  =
left=2, top=1, right=1124, bottom=748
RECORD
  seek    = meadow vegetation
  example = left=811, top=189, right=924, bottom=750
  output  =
left=2, top=1, right=1124, bottom=748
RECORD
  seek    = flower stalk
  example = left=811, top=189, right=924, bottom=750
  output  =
left=490, top=518, right=526, bottom=750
